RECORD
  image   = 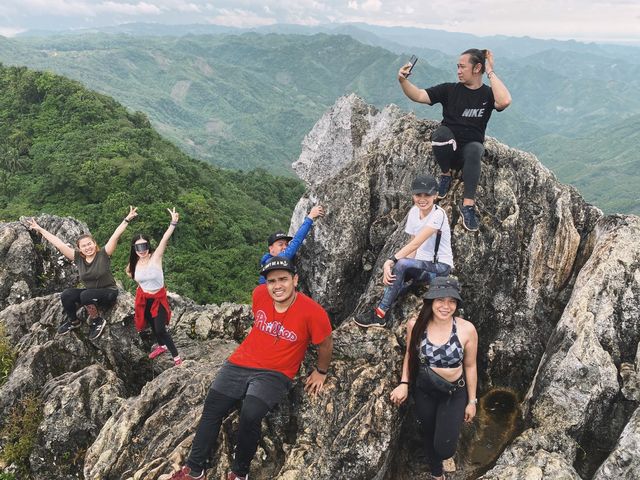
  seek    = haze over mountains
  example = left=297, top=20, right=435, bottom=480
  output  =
left=1, top=22, right=638, bottom=214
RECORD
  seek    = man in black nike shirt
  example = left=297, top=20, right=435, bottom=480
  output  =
left=398, top=49, right=512, bottom=232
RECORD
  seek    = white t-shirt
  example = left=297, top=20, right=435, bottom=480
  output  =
left=404, top=205, right=454, bottom=268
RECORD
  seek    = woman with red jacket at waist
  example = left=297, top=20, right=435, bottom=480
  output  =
left=126, top=208, right=181, bottom=366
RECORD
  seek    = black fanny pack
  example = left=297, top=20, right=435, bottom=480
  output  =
left=422, top=365, right=465, bottom=395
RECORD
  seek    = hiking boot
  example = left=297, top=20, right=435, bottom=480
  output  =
left=149, top=345, right=169, bottom=359
left=353, top=310, right=386, bottom=328
left=227, top=472, right=248, bottom=480
left=437, top=175, right=452, bottom=199
left=170, top=466, right=204, bottom=479
left=173, top=356, right=183, bottom=367
left=57, top=318, right=82, bottom=335
left=88, top=317, right=106, bottom=340
left=458, top=204, right=479, bottom=232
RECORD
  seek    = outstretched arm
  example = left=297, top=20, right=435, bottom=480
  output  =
left=153, top=208, right=179, bottom=261
left=398, top=63, right=432, bottom=104
left=485, top=50, right=511, bottom=110
left=281, top=205, right=324, bottom=259
left=304, top=334, right=333, bottom=396
left=27, top=218, right=75, bottom=261
left=104, top=206, right=137, bottom=256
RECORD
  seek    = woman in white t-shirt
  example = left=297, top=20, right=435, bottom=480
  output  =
left=355, top=175, right=453, bottom=328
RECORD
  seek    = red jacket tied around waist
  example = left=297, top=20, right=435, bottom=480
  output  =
left=134, top=286, right=172, bottom=332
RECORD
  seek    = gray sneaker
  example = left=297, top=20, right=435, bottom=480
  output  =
left=88, top=317, right=106, bottom=340
left=458, top=204, right=479, bottom=232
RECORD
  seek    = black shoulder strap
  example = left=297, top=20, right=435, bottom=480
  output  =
left=433, top=205, right=444, bottom=264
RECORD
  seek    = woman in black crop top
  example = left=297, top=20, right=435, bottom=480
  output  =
left=390, top=276, right=478, bottom=480
left=28, top=207, right=137, bottom=340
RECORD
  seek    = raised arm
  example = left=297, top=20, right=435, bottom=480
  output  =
left=27, top=218, right=75, bottom=261
left=104, top=206, right=137, bottom=256
left=484, top=50, right=512, bottom=110
left=390, top=317, right=416, bottom=405
left=281, top=205, right=324, bottom=259
left=153, top=208, right=179, bottom=261
left=398, top=63, right=432, bottom=104
left=304, top=334, right=333, bottom=397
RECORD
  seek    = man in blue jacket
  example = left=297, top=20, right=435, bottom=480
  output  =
left=258, top=205, right=324, bottom=284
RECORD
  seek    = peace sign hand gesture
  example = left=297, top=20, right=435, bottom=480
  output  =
left=168, top=207, right=179, bottom=224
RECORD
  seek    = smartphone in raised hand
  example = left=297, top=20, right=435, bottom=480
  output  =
left=407, top=55, right=418, bottom=75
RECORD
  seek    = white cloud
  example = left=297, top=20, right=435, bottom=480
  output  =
left=97, top=2, right=162, bottom=15
left=0, top=26, right=26, bottom=37
left=360, top=0, right=382, bottom=12
left=0, top=0, right=637, bottom=43
left=206, top=8, right=276, bottom=28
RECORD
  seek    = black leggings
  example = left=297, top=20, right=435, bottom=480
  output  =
left=413, top=368, right=467, bottom=476
left=60, top=288, right=118, bottom=319
left=186, top=390, right=271, bottom=477
left=145, top=300, right=178, bottom=358
left=431, top=125, right=484, bottom=201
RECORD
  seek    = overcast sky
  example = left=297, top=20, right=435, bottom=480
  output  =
left=1, top=0, right=639, bottom=44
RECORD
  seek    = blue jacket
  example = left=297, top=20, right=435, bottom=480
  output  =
left=258, top=216, right=314, bottom=284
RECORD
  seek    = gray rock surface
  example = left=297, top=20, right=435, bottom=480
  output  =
left=1, top=95, right=639, bottom=480
left=0, top=215, right=86, bottom=310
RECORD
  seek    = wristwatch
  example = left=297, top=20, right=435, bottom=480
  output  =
left=469, top=398, right=478, bottom=405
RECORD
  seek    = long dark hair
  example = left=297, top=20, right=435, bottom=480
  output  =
left=462, top=48, right=487, bottom=73
left=407, top=298, right=460, bottom=382
left=127, top=234, right=154, bottom=279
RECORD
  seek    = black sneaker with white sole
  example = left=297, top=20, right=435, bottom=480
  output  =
left=88, top=317, right=106, bottom=340
left=57, top=318, right=82, bottom=335
left=353, top=311, right=387, bottom=328
left=458, top=204, right=479, bottom=232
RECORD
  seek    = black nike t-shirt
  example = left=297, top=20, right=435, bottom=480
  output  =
left=426, top=82, right=499, bottom=144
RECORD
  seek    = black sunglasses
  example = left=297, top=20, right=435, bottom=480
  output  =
left=134, top=242, right=150, bottom=252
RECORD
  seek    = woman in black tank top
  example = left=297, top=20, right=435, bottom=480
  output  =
left=390, top=276, right=478, bottom=479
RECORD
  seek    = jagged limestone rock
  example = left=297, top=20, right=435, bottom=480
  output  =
left=291, top=94, right=601, bottom=395
left=593, top=405, right=640, bottom=480
left=0, top=216, right=87, bottom=310
left=29, top=365, right=127, bottom=479
left=482, top=215, right=640, bottom=478
left=1, top=96, right=639, bottom=480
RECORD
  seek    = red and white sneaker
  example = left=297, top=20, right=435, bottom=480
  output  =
left=169, top=466, right=204, bottom=479
left=149, top=345, right=169, bottom=359
left=173, top=356, right=183, bottom=366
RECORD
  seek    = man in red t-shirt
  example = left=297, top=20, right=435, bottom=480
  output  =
left=170, top=256, right=333, bottom=480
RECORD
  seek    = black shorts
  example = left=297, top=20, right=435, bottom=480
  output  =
left=211, top=361, right=292, bottom=408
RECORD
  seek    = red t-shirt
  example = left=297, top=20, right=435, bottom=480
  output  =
left=228, top=285, right=332, bottom=379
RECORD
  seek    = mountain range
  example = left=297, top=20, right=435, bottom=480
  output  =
left=1, top=23, right=638, bottom=214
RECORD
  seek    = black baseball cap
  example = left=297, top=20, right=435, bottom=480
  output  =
left=267, top=231, right=293, bottom=246
left=260, top=256, right=296, bottom=277
left=411, top=175, right=438, bottom=195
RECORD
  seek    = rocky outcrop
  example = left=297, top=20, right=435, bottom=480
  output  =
left=481, top=215, right=640, bottom=479
left=1, top=95, right=639, bottom=480
left=0, top=216, right=85, bottom=311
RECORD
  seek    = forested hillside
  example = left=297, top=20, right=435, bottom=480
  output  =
left=0, top=64, right=304, bottom=304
